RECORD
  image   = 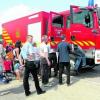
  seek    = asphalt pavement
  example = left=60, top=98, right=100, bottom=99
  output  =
left=0, top=66, right=100, bottom=100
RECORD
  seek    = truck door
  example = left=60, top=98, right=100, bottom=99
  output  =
left=69, top=5, right=95, bottom=48
left=48, top=12, right=64, bottom=43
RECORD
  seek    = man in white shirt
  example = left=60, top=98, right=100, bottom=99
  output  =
left=39, top=35, right=50, bottom=84
left=20, top=35, right=45, bottom=96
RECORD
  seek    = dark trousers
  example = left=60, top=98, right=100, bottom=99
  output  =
left=40, top=63, right=49, bottom=84
left=49, top=53, right=58, bottom=76
left=59, top=62, right=70, bottom=85
left=23, top=61, right=41, bottom=94
left=34, top=60, right=40, bottom=75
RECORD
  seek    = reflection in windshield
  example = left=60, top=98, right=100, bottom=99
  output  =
left=73, top=10, right=93, bottom=28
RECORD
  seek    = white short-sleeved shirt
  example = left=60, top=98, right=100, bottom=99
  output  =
left=21, top=42, right=35, bottom=61
left=39, top=42, right=48, bottom=58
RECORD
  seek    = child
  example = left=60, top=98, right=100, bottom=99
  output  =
left=3, top=57, right=12, bottom=79
left=3, top=57, right=12, bottom=73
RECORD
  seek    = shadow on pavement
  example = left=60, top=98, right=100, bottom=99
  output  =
left=77, top=65, right=100, bottom=79
left=0, top=84, right=24, bottom=95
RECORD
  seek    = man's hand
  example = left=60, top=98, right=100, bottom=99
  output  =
left=20, top=64, right=24, bottom=70
left=47, top=60, right=51, bottom=66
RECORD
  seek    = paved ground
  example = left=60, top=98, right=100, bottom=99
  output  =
left=0, top=66, right=100, bottom=100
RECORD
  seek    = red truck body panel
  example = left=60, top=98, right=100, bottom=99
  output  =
left=2, top=11, right=49, bottom=45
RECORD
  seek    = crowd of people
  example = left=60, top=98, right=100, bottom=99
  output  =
left=0, top=41, right=22, bottom=83
left=0, top=34, right=86, bottom=96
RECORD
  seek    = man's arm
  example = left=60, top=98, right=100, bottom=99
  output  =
left=43, top=45, right=50, bottom=66
left=18, top=54, right=24, bottom=67
left=67, top=43, right=72, bottom=52
left=44, top=52, right=50, bottom=66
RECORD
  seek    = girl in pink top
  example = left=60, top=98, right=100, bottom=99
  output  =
left=3, top=57, right=12, bottom=73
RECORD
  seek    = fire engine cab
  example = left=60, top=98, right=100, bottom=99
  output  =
left=48, top=5, right=100, bottom=69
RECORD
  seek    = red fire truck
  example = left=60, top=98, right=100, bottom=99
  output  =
left=48, top=5, right=100, bottom=69
left=2, top=5, right=100, bottom=70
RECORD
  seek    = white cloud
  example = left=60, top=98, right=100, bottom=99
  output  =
left=0, top=4, right=41, bottom=24
left=0, top=4, right=42, bottom=34
left=95, top=0, right=100, bottom=6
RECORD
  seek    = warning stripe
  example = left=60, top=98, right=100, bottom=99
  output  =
left=72, top=41, right=78, bottom=45
left=2, top=29, right=12, bottom=44
left=6, top=40, right=12, bottom=43
left=49, top=40, right=95, bottom=47
left=73, top=41, right=95, bottom=47
left=82, top=41, right=90, bottom=46
left=2, top=33, right=9, bottom=36
left=87, top=41, right=95, bottom=46
left=50, top=41, right=57, bottom=46
left=76, top=41, right=84, bottom=46
left=3, top=36, right=10, bottom=39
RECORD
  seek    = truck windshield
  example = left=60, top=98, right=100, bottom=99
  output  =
left=52, top=15, right=63, bottom=28
left=73, top=9, right=93, bottom=28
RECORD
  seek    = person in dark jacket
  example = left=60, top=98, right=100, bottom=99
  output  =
left=73, top=45, right=86, bottom=74
left=71, top=36, right=86, bottom=74
left=57, top=35, right=71, bottom=85
left=20, top=35, right=45, bottom=96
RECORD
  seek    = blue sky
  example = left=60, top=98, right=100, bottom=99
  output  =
left=0, top=0, right=99, bottom=34
left=0, top=0, right=88, bottom=13
left=0, top=0, right=99, bottom=23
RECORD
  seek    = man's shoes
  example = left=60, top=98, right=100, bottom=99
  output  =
left=75, top=70, right=80, bottom=75
left=43, top=83, right=52, bottom=87
left=59, top=82, right=63, bottom=85
left=67, top=83, right=70, bottom=86
left=54, top=73, right=57, bottom=77
left=42, top=81, right=48, bottom=85
left=71, top=70, right=79, bottom=76
left=25, top=91, right=31, bottom=96
left=81, top=64, right=86, bottom=67
left=49, top=75, right=51, bottom=78
left=37, top=90, right=46, bottom=95
left=74, top=70, right=80, bottom=75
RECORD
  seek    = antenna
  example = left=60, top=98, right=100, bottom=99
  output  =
left=88, top=0, right=94, bottom=7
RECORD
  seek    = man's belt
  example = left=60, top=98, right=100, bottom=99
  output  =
left=25, top=60, right=35, bottom=62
